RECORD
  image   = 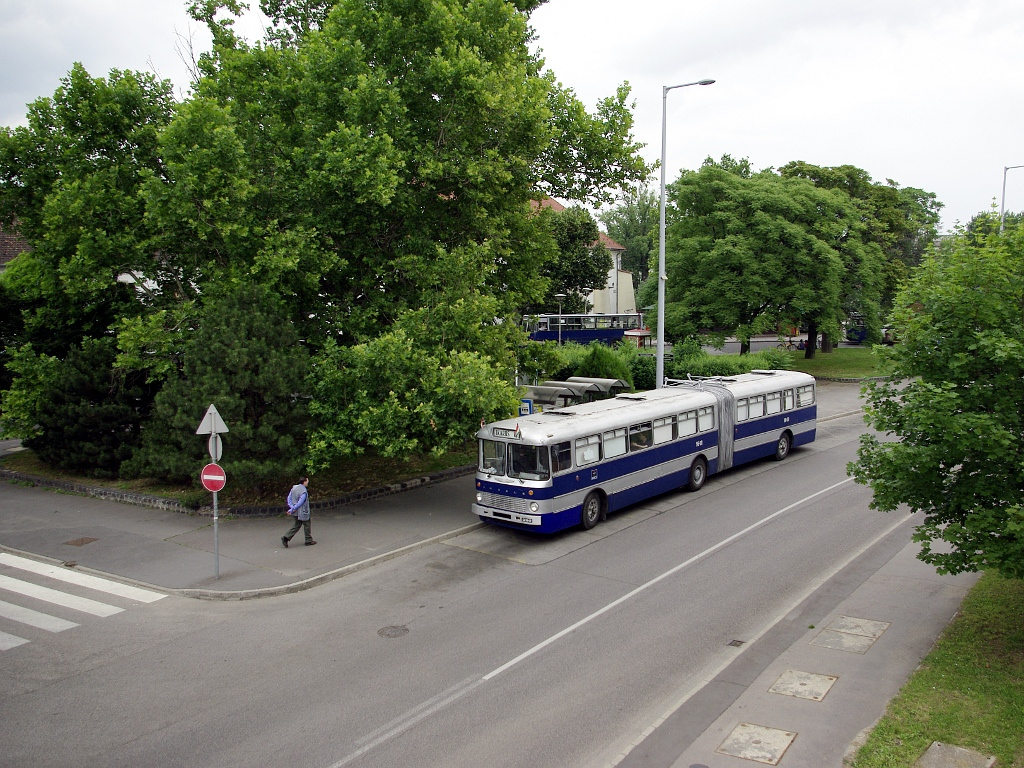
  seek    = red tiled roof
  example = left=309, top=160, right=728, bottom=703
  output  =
left=598, top=231, right=625, bottom=252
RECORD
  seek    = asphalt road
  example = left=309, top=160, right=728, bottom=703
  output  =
left=0, top=406, right=963, bottom=768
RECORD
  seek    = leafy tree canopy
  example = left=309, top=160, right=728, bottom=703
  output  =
left=1, top=0, right=649, bottom=470
left=599, top=185, right=658, bottom=289
left=640, top=157, right=875, bottom=354
left=851, top=220, right=1024, bottom=578
left=778, top=161, right=941, bottom=313
left=538, top=205, right=612, bottom=313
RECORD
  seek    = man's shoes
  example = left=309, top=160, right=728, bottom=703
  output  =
left=305, top=540, right=317, bottom=546
left=281, top=536, right=289, bottom=548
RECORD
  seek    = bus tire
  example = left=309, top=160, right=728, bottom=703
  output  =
left=581, top=492, right=602, bottom=530
left=687, top=456, right=708, bottom=491
left=774, top=431, right=792, bottom=461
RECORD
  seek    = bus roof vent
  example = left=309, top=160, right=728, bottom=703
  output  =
left=615, top=394, right=648, bottom=401
left=750, top=369, right=777, bottom=376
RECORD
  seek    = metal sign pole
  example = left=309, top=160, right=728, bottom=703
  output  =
left=196, top=404, right=229, bottom=582
left=213, top=490, right=219, bottom=579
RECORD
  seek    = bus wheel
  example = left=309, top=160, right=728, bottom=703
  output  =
left=581, top=492, right=602, bottom=530
left=774, top=432, right=792, bottom=461
left=687, top=456, right=708, bottom=491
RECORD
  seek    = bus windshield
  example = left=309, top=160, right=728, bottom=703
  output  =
left=478, top=440, right=551, bottom=480
left=509, top=443, right=550, bottom=481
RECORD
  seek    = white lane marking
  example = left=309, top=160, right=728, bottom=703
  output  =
left=328, top=677, right=484, bottom=768
left=0, top=575, right=123, bottom=617
left=0, top=630, right=29, bottom=650
left=0, top=599, right=78, bottom=632
left=483, top=477, right=856, bottom=681
left=0, top=554, right=166, bottom=603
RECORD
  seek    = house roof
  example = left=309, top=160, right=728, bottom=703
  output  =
left=531, top=197, right=625, bottom=252
left=0, top=224, right=30, bottom=269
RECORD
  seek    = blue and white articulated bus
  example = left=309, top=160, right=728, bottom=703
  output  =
left=473, top=370, right=817, bottom=534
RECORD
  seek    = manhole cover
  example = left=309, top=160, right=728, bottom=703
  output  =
left=64, top=537, right=98, bottom=547
left=377, top=625, right=409, bottom=638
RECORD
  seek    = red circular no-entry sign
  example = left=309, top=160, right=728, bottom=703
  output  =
left=201, top=463, right=226, bottom=492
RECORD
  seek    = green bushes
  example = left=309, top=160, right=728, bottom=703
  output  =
left=525, top=341, right=790, bottom=393
left=669, top=347, right=790, bottom=378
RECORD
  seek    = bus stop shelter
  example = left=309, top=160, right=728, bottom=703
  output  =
left=566, top=377, right=631, bottom=397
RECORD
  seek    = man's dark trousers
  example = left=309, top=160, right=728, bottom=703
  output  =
left=284, top=516, right=312, bottom=545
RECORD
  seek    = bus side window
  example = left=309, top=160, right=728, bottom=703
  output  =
left=783, top=389, right=795, bottom=410
left=737, top=398, right=749, bottom=422
left=629, top=422, right=653, bottom=451
left=796, top=384, right=815, bottom=407
left=766, top=392, right=782, bottom=415
left=575, top=435, right=601, bottom=466
left=679, top=411, right=698, bottom=436
left=552, top=441, right=572, bottom=473
left=604, top=428, right=627, bottom=459
left=748, top=395, right=766, bottom=419
left=653, top=416, right=675, bottom=444
left=697, top=406, right=715, bottom=432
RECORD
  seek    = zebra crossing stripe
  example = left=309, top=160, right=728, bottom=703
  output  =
left=0, top=554, right=166, bottom=603
left=0, top=599, right=78, bottom=632
left=0, top=630, right=29, bottom=650
left=0, top=574, right=122, bottom=617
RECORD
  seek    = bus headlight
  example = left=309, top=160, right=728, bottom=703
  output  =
left=529, top=502, right=539, bottom=513
left=476, top=492, right=483, bottom=503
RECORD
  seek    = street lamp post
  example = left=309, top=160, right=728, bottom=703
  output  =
left=554, top=293, right=567, bottom=345
left=657, top=79, right=715, bottom=388
left=1000, top=164, right=1024, bottom=234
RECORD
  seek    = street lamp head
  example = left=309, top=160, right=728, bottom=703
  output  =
left=698, top=79, right=716, bottom=85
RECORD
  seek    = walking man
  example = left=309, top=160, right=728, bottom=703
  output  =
left=282, top=477, right=316, bottom=547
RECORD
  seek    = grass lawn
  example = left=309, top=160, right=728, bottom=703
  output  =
left=785, top=345, right=882, bottom=379
left=849, top=572, right=1024, bottom=767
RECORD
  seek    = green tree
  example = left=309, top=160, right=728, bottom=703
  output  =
left=779, top=161, right=941, bottom=323
left=850, top=225, right=1024, bottom=578
left=966, top=209, right=1022, bottom=243
left=599, top=186, right=658, bottom=288
left=0, top=64, right=175, bottom=361
left=23, top=338, right=156, bottom=478
left=540, top=205, right=612, bottom=312
left=180, top=0, right=648, bottom=347
left=572, top=342, right=633, bottom=384
left=641, top=158, right=851, bottom=354
left=1, top=0, right=649, bottom=471
left=307, top=330, right=521, bottom=465
left=124, top=283, right=310, bottom=486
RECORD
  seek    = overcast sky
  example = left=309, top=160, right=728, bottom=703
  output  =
left=3, top=0, right=1022, bottom=233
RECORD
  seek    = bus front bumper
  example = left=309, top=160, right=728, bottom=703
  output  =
left=472, top=503, right=542, bottom=527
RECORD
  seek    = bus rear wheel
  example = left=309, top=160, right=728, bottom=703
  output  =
left=581, top=492, right=602, bottom=530
left=774, top=432, right=792, bottom=461
left=687, top=456, right=708, bottom=491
